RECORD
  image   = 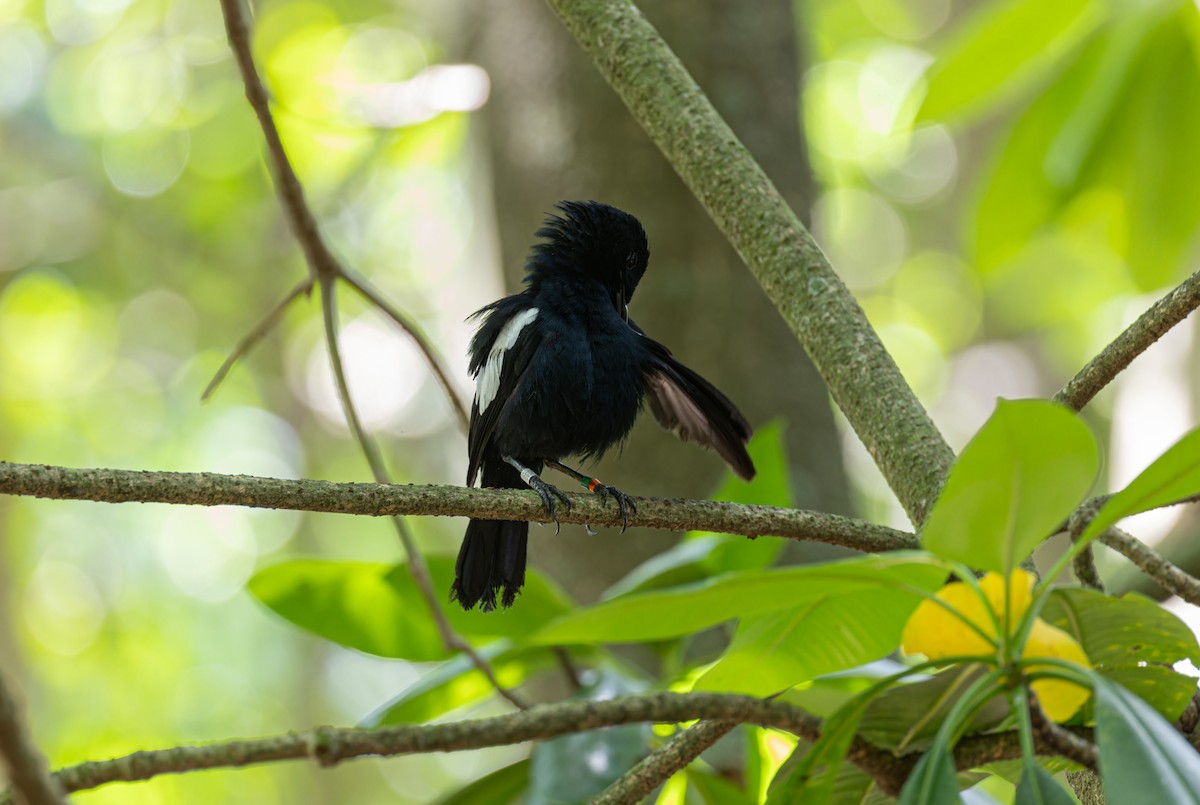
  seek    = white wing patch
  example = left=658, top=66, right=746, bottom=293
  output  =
left=475, top=307, right=539, bottom=413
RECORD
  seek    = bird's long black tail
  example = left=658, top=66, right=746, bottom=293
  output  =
left=452, top=457, right=532, bottom=611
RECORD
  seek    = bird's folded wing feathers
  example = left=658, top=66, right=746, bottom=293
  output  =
left=467, top=305, right=543, bottom=485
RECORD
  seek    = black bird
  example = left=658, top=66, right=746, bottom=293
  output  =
left=453, top=201, right=756, bottom=611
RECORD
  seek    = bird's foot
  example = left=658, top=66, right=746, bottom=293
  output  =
left=589, top=482, right=637, bottom=532
left=504, top=455, right=573, bottom=535
left=528, top=474, right=572, bottom=535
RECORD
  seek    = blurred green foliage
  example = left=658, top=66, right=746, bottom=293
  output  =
left=3, top=0, right=1200, bottom=802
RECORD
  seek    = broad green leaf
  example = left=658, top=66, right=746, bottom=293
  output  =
left=687, top=767, right=756, bottom=804
left=248, top=559, right=449, bottom=661
left=1041, top=588, right=1200, bottom=719
left=974, top=18, right=1154, bottom=270
left=434, top=759, right=529, bottom=805
left=603, top=422, right=793, bottom=599
left=1083, top=424, right=1200, bottom=543
left=918, top=0, right=1104, bottom=126
left=249, top=557, right=572, bottom=661
left=1014, top=764, right=1075, bottom=805
left=921, top=399, right=1098, bottom=575
left=1093, top=676, right=1200, bottom=804
left=601, top=536, right=721, bottom=599
left=532, top=554, right=946, bottom=645
left=1123, top=17, right=1200, bottom=288
left=362, top=642, right=556, bottom=725
left=694, top=587, right=923, bottom=695
left=766, top=707, right=866, bottom=805
left=898, top=749, right=962, bottom=805
left=859, top=666, right=1011, bottom=753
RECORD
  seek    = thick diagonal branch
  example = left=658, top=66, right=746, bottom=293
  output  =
left=541, top=0, right=954, bottom=524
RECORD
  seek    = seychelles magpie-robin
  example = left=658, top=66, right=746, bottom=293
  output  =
left=453, top=201, right=756, bottom=611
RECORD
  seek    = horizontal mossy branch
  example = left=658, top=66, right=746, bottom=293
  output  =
left=0, top=462, right=916, bottom=553
left=541, top=0, right=954, bottom=525
left=0, top=691, right=1094, bottom=802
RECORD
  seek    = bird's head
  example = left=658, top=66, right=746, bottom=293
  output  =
left=527, top=200, right=649, bottom=321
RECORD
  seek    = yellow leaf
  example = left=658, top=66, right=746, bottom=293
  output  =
left=1026, top=618, right=1091, bottom=722
left=901, top=579, right=998, bottom=659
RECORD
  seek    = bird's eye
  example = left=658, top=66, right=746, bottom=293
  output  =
left=625, top=252, right=638, bottom=269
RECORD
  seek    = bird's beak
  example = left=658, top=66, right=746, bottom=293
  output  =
left=617, top=274, right=628, bottom=322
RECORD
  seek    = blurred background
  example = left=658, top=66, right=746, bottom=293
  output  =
left=1, top=0, right=1198, bottom=801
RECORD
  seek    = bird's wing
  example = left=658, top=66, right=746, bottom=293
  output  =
left=467, top=303, right=543, bottom=485
left=635, top=325, right=756, bottom=481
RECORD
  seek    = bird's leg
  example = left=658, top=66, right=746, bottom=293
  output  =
left=545, top=459, right=637, bottom=532
left=503, top=456, right=572, bottom=535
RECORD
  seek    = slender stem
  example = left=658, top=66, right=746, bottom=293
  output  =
left=1098, top=527, right=1200, bottom=606
left=340, top=270, right=469, bottom=432
left=202, top=278, right=313, bottom=401
left=0, top=668, right=65, bottom=805
left=216, top=0, right=465, bottom=429
left=541, top=0, right=955, bottom=525
left=318, top=280, right=527, bottom=710
left=0, top=462, right=919, bottom=552
left=1055, top=267, right=1200, bottom=411
left=592, top=720, right=736, bottom=805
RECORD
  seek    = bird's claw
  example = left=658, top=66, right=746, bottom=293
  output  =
left=529, top=476, right=572, bottom=535
left=592, top=484, right=636, bottom=532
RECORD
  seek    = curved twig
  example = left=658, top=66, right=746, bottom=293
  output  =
left=318, top=279, right=526, bottom=708
left=0, top=668, right=65, bottom=805
left=202, top=278, right=313, bottom=401
left=1098, top=527, right=1200, bottom=607
left=591, top=720, right=736, bottom=805
left=1055, top=267, right=1200, bottom=411
left=215, top=0, right=467, bottom=429
left=0, top=691, right=1097, bottom=803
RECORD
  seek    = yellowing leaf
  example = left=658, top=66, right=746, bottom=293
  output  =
left=1026, top=619, right=1092, bottom=722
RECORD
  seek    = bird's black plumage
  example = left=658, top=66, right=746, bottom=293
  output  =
left=453, top=201, right=755, bottom=611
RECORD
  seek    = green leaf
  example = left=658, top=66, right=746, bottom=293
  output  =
left=859, top=666, right=1011, bottom=753
left=1041, top=588, right=1200, bottom=719
left=248, top=559, right=449, bottom=661
left=921, top=399, right=1098, bottom=575
left=974, top=18, right=1154, bottom=270
left=434, top=759, right=529, bottom=805
left=918, top=0, right=1104, bottom=126
left=362, top=642, right=556, bottom=725
left=1013, top=764, right=1075, bottom=805
left=766, top=707, right=866, bottom=805
left=1093, top=676, right=1200, bottom=804
left=532, top=554, right=947, bottom=645
left=249, top=557, right=573, bottom=661
left=603, top=422, right=794, bottom=599
left=1122, top=16, right=1200, bottom=289
left=694, top=587, right=924, bottom=695
left=1083, top=424, right=1200, bottom=542
left=688, top=767, right=757, bottom=804
left=601, top=536, right=723, bottom=599
left=898, top=749, right=962, bottom=805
